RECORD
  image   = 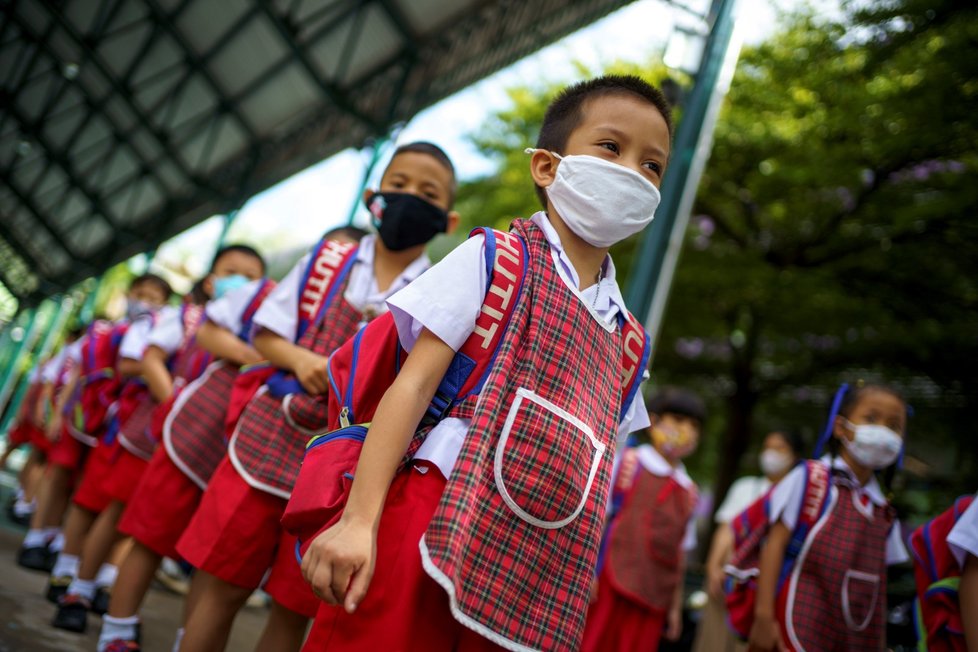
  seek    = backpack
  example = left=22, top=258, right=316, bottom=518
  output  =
left=282, top=227, right=652, bottom=558
left=723, top=459, right=832, bottom=640
left=69, top=320, right=131, bottom=444
left=910, top=494, right=975, bottom=652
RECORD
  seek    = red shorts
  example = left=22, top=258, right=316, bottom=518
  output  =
left=303, top=463, right=505, bottom=652
left=118, top=447, right=201, bottom=559
left=101, top=447, right=149, bottom=504
left=581, top=565, right=666, bottom=652
left=176, top=457, right=319, bottom=618
left=29, top=423, right=52, bottom=455
left=49, top=426, right=88, bottom=470
left=71, top=441, right=116, bottom=513
left=6, top=421, right=34, bottom=447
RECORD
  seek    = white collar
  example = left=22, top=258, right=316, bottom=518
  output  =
left=356, top=234, right=431, bottom=283
left=820, top=455, right=887, bottom=507
left=637, top=444, right=695, bottom=491
left=529, top=212, right=628, bottom=327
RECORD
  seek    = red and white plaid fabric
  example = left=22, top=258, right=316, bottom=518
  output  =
left=779, top=468, right=893, bottom=651
left=606, top=458, right=696, bottom=610
left=229, top=288, right=362, bottom=498
left=420, top=219, right=644, bottom=652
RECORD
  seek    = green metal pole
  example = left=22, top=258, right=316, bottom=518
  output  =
left=624, top=0, right=742, bottom=357
left=0, top=304, right=46, bottom=427
left=346, top=134, right=394, bottom=227
left=216, top=209, right=240, bottom=248
left=79, top=277, right=102, bottom=325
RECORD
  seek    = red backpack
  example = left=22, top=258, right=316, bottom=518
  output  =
left=723, top=459, right=831, bottom=639
left=910, top=494, right=975, bottom=652
left=282, top=227, right=652, bottom=558
left=69, top=320, right=131, bottom=445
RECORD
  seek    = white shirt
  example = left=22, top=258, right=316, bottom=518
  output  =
left=768, top=455, right=908, bottom=564
left=146, top=307, right=186, bottom=355
left=253, top=234, right=430, bottom=341
left=387, top=212, right=650, bottom=479
left=636, top=444, right=698, bottom=551
left=119, top=307, right=177, bottom=361
left=715, top=476, right=772, bottom=524
left=947, top=492, right=978, bottom=569
left=40, top=349, right=68, bottom=384
left=205, top=279, right=265, bottom=335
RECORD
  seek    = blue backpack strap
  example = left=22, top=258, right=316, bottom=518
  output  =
left=778, top=460, right=831, bottom=589
left=618, top=310, right=650, bottom=424
left=294, top=238, right=359, bottom=342
left=237, top=278, right=272, bottom=341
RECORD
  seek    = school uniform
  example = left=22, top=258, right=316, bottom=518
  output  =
left=119, top=281, right=271, bottom=560
left=41, top=340, right=87, bottom=466
left=581, top=445, right=697, bottom=651
left=767, top=455, right=907, bottom=652
left=947, top=493, right=978, bottom=570
left=8, top=366, right=46, bottom=451
left=304, top=214, right=650, bottom=652
left=177, top=235, right=429, bottom=618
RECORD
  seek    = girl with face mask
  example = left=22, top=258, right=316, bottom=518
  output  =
left=748, top=383, right=910, bottom=652
left=695, top=430, right=804, bottom=652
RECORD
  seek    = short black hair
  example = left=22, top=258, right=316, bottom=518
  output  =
left=323, top=225, right=369, bottom=242
left=130, top=273, right=172, bottom=300
left=211, top=244, right=266, bottom=275
left=387, top=141, right=458, bottom=206
left=646, top=387, right=707, bottom=425
left=187, top=279, right=211, bottom=305
left=838, top=383, right=906, bottom=419
left=534, top=75, right=674, bottom=207
left=767, top=428, right=806, bottom=457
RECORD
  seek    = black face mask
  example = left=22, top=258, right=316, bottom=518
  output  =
left=366, top=192, right=448, bottom=251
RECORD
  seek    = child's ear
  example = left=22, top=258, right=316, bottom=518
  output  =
left=362, top=188, right=375, bottom=205
left=202, top=273, right=215, bottom=300
left=833, top=415, right=851, bottom=442
left=529, top=150, right=558, bottom=191
left=445, top=210, right=461, bottom=235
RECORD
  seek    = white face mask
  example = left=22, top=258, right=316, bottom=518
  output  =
left=526, top=149, right=661, bottom=248
left=759, top=449, right=793, bottom=477
left=841, top=420, right=903, bottom=470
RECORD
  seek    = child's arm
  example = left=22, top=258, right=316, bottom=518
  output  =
left=301, top=328, right=456, bottom=613
left=142, top=345, right=173, bottom=403
left=195, top=321, right=262, bottom=366
left=748, top=521, right=791, bottom=652
left=252, top=328, right=330, bottom=395
left=36, top=382, right=55, bottom=425
left=706, top=523, right=734, bottom=600
left=962, top=553, right=978, bottom=650
left=118, top=357, right=143, bottom=377
left=665, top=552, right=687, bottom=641
left=46, top=367, right=80, bottom=442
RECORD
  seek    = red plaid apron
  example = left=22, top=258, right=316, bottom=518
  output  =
left=421, top=219, right=640, bottom=652
left=606, top=452, right=696, bottom=610
left=779, top=470, right=893, bottom=651
left=229, top=287, right=363, bottom=498
left=119, top=305, right=210, bottom=461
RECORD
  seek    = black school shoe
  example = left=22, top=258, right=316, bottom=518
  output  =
left=102, top=624, right=142, bottom=652
left=17, top=544, right=53, bottom=572
left=46, top=575, right=72, bottom=603
left=52, top=594, right=90, bottom=633
left=92, top=587, right=111, bottom=616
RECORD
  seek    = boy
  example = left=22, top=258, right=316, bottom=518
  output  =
left=47, top=274, right=172, bottom=625
left=97, top=244, right=273, bottom=652
left=300, top=75, right=671, bottom=651
left=582, top=387, right=704, bottom=651
left=176, top=142, right=459, bottom=652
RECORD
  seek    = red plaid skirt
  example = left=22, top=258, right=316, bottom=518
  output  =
left=164, top=361, right=239, bottom=490
left=421, top=219, right=629, bottom=651
left=118, top=397, right=159, bottom=461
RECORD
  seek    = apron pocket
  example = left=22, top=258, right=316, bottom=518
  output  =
left=842, top=569, right=880, bottom=632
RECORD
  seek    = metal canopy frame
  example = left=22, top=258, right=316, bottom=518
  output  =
left=1, top=0, right=638, bottom=306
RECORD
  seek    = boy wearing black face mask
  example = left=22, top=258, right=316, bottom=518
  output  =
left=174, top=142, right=458, bottom=652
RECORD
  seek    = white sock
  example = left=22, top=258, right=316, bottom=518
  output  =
left=98, top=614, right=140, bottom=651
left=23, top=529, right=46, bottom=548
left=15, top=487, right=25, bottom=500
left=67, top=577, right=96, bottom=601
left=95, top=563, right=118, bottom=589
left=50, top=532, right=65, bottom=553
left=13, top=498, right=35, bottom=516
left=51, top=553, right=80, bottom=579
left=172, top=627, right=185, bottom=652
left=42, top=526, right=60, bottom=541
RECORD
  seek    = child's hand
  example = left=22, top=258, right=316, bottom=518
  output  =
left=748, top=613, right=787, bottom=651
left=588, top=577, right=599, bottom=604
left=665, top=605, right=683, bottom=641
left=46, top=414, right=62, bottom=442
left=293, top=351, right=330, bottom=395
left=707, top=565, right=726, bottom=601
left=301, top=515, right=376, bottom=614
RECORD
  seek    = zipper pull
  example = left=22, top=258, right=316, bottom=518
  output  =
left=339, top=406, right=350, bottom=429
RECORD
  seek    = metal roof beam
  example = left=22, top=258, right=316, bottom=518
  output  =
left=254, top=0, right=383, bottom=133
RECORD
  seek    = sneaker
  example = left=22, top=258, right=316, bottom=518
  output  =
left=92, top=587, right=111, bottom=616
left=17, top=545, right=53, bottom=572
left=154, top=560, right=190, bottom=596
left=46, top=575, right=72, bottom=604
left=52, top=594, right=90, bottom=633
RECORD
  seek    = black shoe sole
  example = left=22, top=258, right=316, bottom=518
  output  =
left=51, top=609, right=87, bottom=633
left=16, top=547, right=53, bottom=572
left=46, top=583, right=69, bottom=604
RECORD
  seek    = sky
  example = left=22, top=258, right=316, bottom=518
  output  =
left=149, top=0, right=793, bottom=287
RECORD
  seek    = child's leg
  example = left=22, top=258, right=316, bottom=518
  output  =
left=23, top=449, right=47, bottom=503
left=106, top=540, right=161, bottom=616
left=254, top=600, right=309, bottom=652
left=178, top=570, right=253, bottom=652
left=76, top=500, right=126, bottom=584
left=59, top=503, right=98, bottom=558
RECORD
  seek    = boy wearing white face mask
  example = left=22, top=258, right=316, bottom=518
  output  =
left=749, top=383, right=910, bottom=652
left=300, top=75, right=670, bottom=652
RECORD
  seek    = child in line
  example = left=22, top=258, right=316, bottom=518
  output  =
left=97, top=244, right=270, bottom=652
left=299, top=75, right=670, bottom=651
left=947, top=494, right=978, bottom=649
left=176, top=142, right=459, bottom=652
left=582, top=387, right=705, bottom=651
left=748, top=383, right=909, bottom=651
left=47, top=274, right=173, bottom=621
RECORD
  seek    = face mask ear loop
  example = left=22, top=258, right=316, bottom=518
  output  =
left=897, top=404, right=913, bottom=469
left=815, top=383, right=849, bottom=458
